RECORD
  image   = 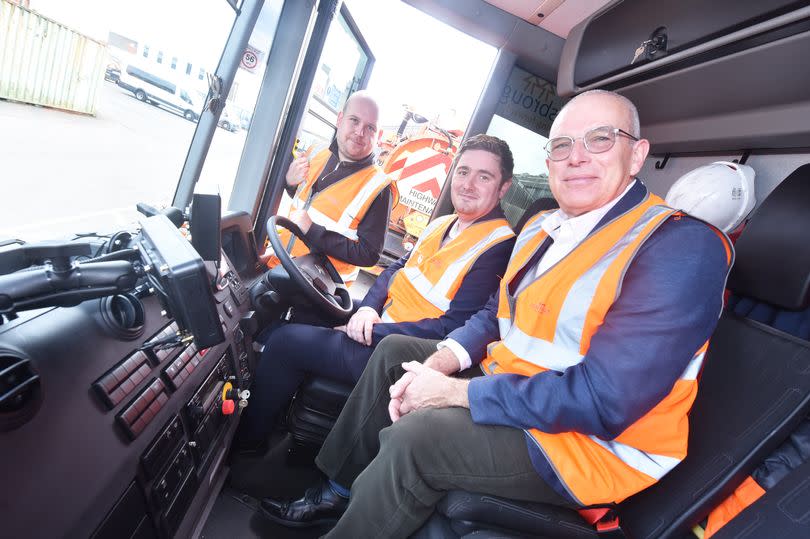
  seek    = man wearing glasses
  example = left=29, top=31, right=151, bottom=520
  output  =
left=262, top=90, right=734, bottom=537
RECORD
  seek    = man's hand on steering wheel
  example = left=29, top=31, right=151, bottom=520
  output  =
left=264, top=216, right=353, bottom=320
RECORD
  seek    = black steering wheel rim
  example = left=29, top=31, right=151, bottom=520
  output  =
left=266, top=216, right=353, bottom=318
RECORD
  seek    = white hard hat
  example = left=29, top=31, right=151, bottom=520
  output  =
left=665, top=161, right=756, bottom=233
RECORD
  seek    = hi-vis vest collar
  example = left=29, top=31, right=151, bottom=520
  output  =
left=280, top=147, right=392, bottom=283
left=483, top=190, right=733, bottom=506
left=381, top=214, right=514, bottom=324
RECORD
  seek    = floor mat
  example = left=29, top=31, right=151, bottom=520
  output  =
left=202, top=430, right=330, bottom=537
left=200, top=488, right=331, bottom=539
left=227, top=431, right=322, bottom=500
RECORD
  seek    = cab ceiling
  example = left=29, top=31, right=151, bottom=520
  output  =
left=482, top=0, right=614, bottom=38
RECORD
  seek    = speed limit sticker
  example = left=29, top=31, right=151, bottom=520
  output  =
left=241, top=50, right=258, bottom=71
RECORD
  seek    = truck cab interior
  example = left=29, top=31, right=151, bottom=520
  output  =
left=2, top=1, right=810, bottom=538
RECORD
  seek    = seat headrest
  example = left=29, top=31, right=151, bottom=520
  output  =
left=728, top=163, right=810, bottom=310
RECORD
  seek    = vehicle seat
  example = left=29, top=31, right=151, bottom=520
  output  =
left=412, top=163, right=810, bottom=539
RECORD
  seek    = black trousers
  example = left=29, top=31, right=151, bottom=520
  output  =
left=238, top=322, right=377, bottom=444
left=315, top=334, right=571, bottom=539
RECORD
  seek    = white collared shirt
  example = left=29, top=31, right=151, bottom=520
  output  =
left=441, top=180, right=637, bottom=370
left=530, top=179, right=636, bottom=280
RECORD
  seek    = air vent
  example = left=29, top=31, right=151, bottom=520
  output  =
left=100, top=294, right=146, bottom=340
left=0, top=353, right=41, bottom=432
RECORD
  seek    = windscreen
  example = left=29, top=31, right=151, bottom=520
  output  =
left=0, top=0, right=235, bottom=243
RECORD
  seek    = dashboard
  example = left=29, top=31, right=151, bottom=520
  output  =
left=0, top=214, right=260, bottom=539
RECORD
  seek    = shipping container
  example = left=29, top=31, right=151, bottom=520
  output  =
left=0, top=0, right=106, bottom=115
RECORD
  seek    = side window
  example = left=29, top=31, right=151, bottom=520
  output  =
left=487, top=66, right=569, bottom=228
left=194, top=0, right=284, bottom=207
left=274, top=9, right=372, bottom=218
left=142, top=45, right=149, bottom=58
left=296, top=12, right=370, bottom=152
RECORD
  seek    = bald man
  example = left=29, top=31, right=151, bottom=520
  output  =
left=265, top=91, right=395, bottom=285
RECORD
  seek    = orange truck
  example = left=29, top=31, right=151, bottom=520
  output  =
left=376, top=110, right=462, bottom=262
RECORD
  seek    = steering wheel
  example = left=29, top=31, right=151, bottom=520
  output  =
left=265, top=216, right=353, bottom=319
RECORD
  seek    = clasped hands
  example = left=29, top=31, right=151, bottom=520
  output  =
left=388, top=351, right=470, bottom=423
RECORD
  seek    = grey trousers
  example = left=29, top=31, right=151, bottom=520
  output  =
left=314, top=334, right=571, bottom=538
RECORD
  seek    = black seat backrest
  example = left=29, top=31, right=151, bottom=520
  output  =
left=513, top=197, right=559, bottom=234
left=617, top=314, right=810, bottom=538
left=617, top=163, right=810, bottom=538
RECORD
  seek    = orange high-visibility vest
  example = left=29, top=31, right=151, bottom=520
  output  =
left=482, top=192, right=732, bottom=505
left=381, top=214, right=514, bottom=323
left=269, top=148, right=393, bottom=283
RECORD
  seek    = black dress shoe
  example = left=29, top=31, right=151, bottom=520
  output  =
left=260, top=481, right=348, bottom=528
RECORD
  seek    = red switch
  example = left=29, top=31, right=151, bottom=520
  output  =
left=221, top=399, right=235, bottom=415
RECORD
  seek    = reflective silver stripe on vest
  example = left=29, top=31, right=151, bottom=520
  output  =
left=399, top=223, right=514, bottom=315
left=380, top=216, right=455, bottom=319
left=399, top=266, right=451, bottom=312
left=498, top=317, right=510, bottom=337
left=500, top=326, right=585, bottom=371
left=551, top=205, right=674, bottom=353
left=408, top=215, right=455, bottom=255
left=680, top=350, right=705, bottom=381
left=336, top=170, right=391, bottom=231
left=307, top=206, right=360, bottom=240
left=514, top=211, right=552, bottom=254
left=588, top=436, right=681, bottom=480
left=431, top=224, right=513, bottom=297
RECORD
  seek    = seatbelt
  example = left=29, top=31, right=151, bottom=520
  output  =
left=285, top=145, right=337, bottom=254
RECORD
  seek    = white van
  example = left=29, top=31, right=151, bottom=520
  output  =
left=117, top=65, right=200, bottom=122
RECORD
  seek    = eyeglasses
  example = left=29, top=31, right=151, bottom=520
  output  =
left=544, top=126, right=639, bottom=161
